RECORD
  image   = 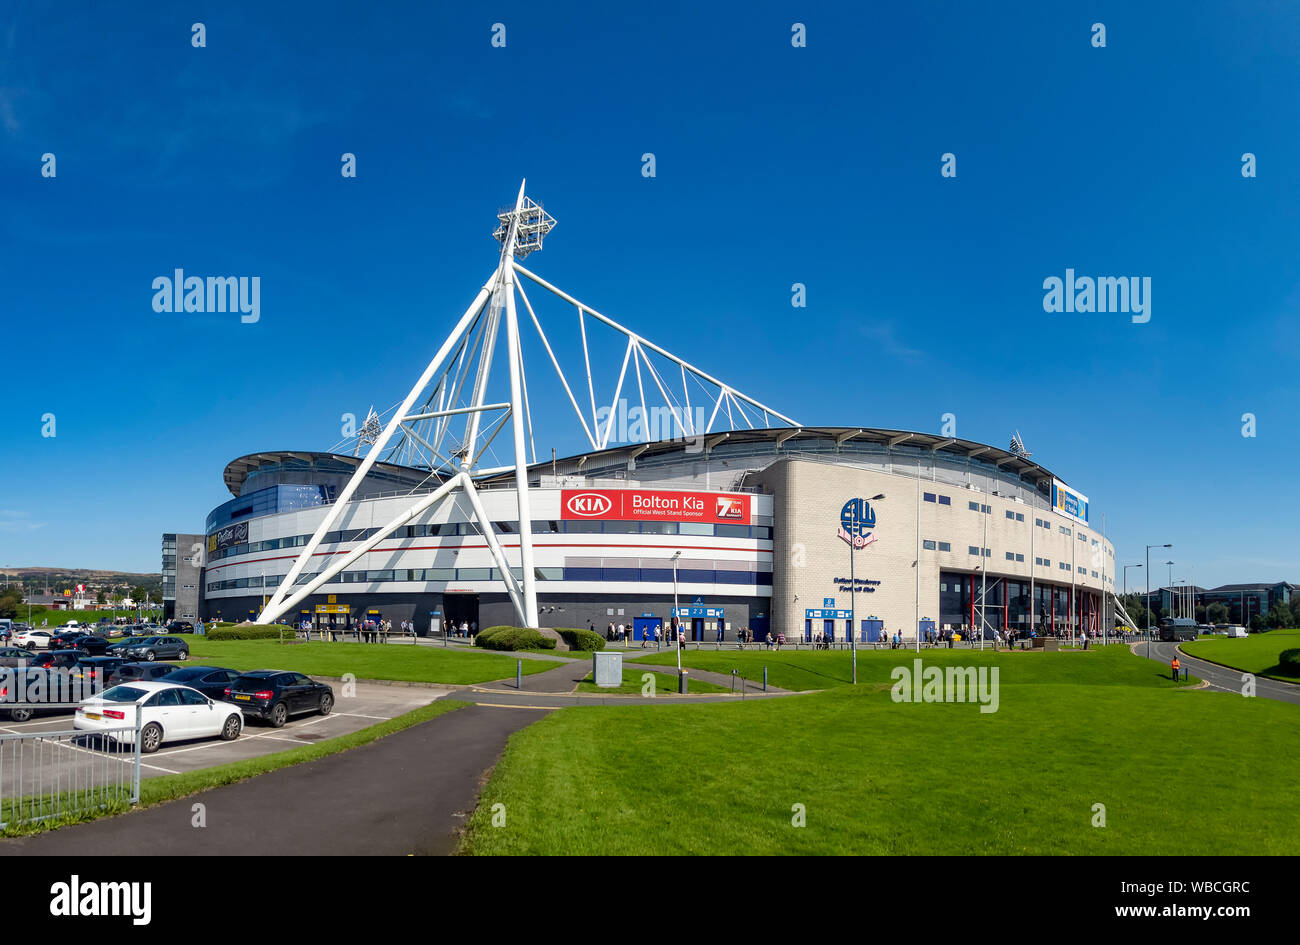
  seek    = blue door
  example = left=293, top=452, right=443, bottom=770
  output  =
left=918, top=619, right=936, bottom=643
left=804, top=619, right=812, bottom=642
left=864, top=618, right=884, bottom=643
left=751, top=614, right=770, bottom=642
left=632, top=617, right=655, bottom=641
left=823, top=619, right=835, bottom=642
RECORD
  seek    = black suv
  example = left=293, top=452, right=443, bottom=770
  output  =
left=162, top=666, right=240, bottom=699
left=225, top=671, right=334, bottom=727
left=165, top=620, right=195, bottom=634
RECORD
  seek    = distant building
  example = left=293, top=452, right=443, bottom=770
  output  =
left=162, top=533, right=203, bottom=622
left=1153, top=582, right=1294, bottom=624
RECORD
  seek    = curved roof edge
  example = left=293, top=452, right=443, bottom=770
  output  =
left=224, top=429, right=1070, bottom=497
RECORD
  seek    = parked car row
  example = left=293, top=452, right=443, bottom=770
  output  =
left=1, top=659, right=335, bottom=753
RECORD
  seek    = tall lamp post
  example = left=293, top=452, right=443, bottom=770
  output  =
left=849, top=493, right=886, bottom=684
left=1123, top=563, right=1143, bottom=636
left=1145, top=543, right=1171, bottom=657
left=671, top=550, right=682, bottom=675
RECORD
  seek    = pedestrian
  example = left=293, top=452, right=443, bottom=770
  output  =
left=1171, top=655, right=1181, bottom=681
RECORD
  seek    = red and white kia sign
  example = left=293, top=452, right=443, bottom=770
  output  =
left=561, top=489, right=751, bottom=525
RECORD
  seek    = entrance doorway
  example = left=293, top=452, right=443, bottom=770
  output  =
left=443, top=594, right=479, bottom=635
left=691, top=618, right=705, bottom=641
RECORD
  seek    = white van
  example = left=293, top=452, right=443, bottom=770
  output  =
left=1225, top=626, right=1248, bottom=638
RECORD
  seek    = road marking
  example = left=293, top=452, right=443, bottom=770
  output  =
left=475, top=703, right=558, bottom=711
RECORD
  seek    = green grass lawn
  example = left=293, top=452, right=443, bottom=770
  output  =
left=575, top=667, right=732, bottom=695
left=628, top=644, right=1184, bottom=692
left=183, top=637, right=559, bottom=685
left=460, top=646, right=1297, bottom=855
left=1183, top=629, right=1300, bottom=681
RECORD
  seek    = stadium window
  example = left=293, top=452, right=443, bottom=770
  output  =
left=1005, top=510, right=1015, bottom=520
left=1005, top=551, right=1014, bottom=560
left=983, top=548, right=991, bottom=557
left=924, top=492, right=936, bottom=503
left=982, top=504, right=991, bottom=514
left=923, top=539, right=937, bottom=550
left=968, top=501, right=979, bottom=511
left=938, top=495, right=951, bottom=506
left=1016, top=513, right=1024, bottom=522
left=1016, top=553, right=1025, bottom=562
left=968, top=546, right=980, bottom=556
left=938, top=541, right=951, bottom=552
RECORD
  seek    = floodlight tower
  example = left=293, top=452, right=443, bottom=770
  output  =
left=254, top=180, right=795, bottom=630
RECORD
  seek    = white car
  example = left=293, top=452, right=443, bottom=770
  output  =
left=13, top=629, right=53, bottom=649
left=74, top=681, right=243, bottom=753
left=64, top=620, right=80, bottom=628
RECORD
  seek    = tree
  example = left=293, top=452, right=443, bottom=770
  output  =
left=1207, top=602, right=1228, bottom=625
left=0, top=587, right=22, bottom=619
left=1249, top=613, right=1267, bottom=633
left=95, top=589, right=106, bottom=605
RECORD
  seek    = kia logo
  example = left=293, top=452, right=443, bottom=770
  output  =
left=566, top=493, right=612, bottom=516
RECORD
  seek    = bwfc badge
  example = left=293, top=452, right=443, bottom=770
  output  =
left=839, top=498, right=877, bottom=550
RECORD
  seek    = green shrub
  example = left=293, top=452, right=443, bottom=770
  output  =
left=474, top=627, right=554, bottom=651
left=205, top=625, right=289, bottom=641
left=556, top=627, right=606, bottom=651
left=1278, top=649, right=1300, bottom=676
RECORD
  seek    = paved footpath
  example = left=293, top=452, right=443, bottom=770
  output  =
left=0, top=704, right=545, bottom=856
left=473, top=653, right=792, bottom=696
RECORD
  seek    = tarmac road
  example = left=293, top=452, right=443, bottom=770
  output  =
left=1137, top=639, right=1300, bottom=706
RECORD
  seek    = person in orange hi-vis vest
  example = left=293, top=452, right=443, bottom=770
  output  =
left=1171, top=656, right=1181, bottom=681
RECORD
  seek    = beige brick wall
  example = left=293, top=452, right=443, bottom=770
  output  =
left=754, top=458, right=1114, bottom=640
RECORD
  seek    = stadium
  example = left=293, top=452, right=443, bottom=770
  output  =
left=191, top=183, right=1118, bottom=642
left=199, top=431, right=1115, bottom=642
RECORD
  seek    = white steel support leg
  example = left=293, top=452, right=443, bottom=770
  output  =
left=460, top=479, right=527, bottom=623
left=257, top=277, right=496, bottom=622
left=502, top=270, right=539, bottom=627
left=261, top=473, right=467, bottom=624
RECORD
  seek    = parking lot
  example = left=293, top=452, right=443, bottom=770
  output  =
left=0, top=678, right=444, bottom=785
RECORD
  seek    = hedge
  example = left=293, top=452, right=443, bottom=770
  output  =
left=1279, top=649, right=1300, bottom=676
left=556, top=627, right=606, bottom=651
left=474, top=626, right=555, bottom=651
left=204, top=626, right=290, bottom=641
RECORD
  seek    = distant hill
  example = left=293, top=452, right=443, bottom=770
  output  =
left=0, top=567, right=163, bottom=598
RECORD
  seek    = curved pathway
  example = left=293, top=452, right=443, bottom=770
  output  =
left=1135, top=640, right=1300, bottom=706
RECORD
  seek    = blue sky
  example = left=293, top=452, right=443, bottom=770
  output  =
left=1, top=1, right=1297, bottom=588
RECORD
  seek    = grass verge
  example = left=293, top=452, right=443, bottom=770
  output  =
left=183, top=637, right=558, bottom=685
left=575, top=668, right=732, bottom=695
left=1182, top=629, right=1300, bottom=682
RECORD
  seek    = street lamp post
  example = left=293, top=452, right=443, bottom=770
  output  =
left=672, top=550, right=682, bottom=675
left=979, top=500, right=988, bottom=651
left=1145, top=543, right=1171, bottom=657
left=1123, top=563, right=1142, bottom=637
left=850, top=492, right=886, bottom=684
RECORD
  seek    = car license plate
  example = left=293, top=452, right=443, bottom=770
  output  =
left=235, top=694, right=250, bottom=701
left=85, top=712, right=101, bottom=720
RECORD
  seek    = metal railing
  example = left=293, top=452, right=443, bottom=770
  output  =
left=0, top=704, right=142, bottom=830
